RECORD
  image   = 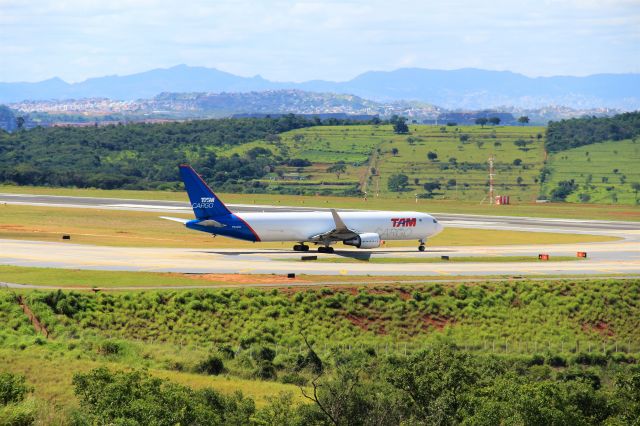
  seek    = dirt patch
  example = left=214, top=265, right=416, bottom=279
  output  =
left=422, top=315, right=451, bottom=331
left=344, top=313, right=388, bottom=335
left=582, top=321, right=614, bottom=337
left=178, top=273, right=311, bottom=285
left=17, top=296, right=50, bottom=338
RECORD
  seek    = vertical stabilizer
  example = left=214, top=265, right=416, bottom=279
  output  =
left=179, top=165, right=232, bottom=219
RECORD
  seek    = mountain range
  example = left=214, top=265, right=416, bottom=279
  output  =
left=1, top=65, right=639, bottom=110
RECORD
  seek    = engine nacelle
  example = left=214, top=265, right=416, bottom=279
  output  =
left=343, top=233, right=381, bottom=249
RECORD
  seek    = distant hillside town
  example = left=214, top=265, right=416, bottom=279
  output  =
left=0, top=89, right=621, bottom=131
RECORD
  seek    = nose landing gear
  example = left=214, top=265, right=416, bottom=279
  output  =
left=418, top=239, right=426, bottom=252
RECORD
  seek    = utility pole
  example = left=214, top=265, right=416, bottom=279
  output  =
left=488, top=154, right=495, bottom=205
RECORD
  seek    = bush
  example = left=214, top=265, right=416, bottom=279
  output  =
left=72, top=367, right=255, bottom=425
left=546, top=354, right=567, bottom=367
left=0, top=373, right=30, bottom=406
left=255, top=361, right=277, bottom=380
left=572, top=352, right=608, bottom=366
left=197, top=355, right=225, bottom=376
left=280, top=373, right=307, bottom=386
left=0, top=399, right=37, bottom=426
left=96, top=341, right=121, bottom=356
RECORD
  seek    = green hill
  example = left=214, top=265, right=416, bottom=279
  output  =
left=542, top=139, right=640, bottom=204
left=222, top=124, right=546, bottom=202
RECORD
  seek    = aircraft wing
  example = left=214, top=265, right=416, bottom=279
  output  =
left=308, top=209, right=359, bottom=242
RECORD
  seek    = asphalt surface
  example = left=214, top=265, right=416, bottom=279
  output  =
left=0, top=192, right=639, bottom=277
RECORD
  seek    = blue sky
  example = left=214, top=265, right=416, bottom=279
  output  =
left=1, top=0, right=639, bottom=82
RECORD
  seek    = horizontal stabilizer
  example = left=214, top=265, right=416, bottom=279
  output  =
left=160, top=216, right=190, bottom=224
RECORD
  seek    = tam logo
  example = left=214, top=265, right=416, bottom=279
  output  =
left=193, top=197, right=216, bottom=209
left=391, top=217, right=416, bottom=227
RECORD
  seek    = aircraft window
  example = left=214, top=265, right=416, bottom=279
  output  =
left=433, top=219, right=438, bottom=223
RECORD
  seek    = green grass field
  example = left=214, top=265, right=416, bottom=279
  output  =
left=2, top=183, right=639, bottom=222
left=544, top=139, right=640, bottom=204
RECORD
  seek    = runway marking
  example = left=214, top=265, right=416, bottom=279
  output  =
left=434, top=270, right=451, bottom=275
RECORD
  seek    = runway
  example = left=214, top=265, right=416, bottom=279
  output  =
left=0, top=236, right=638, bottom=276
left=0, top=192, right=639, bottom=277
left=2, top=192, right=639, bottom=235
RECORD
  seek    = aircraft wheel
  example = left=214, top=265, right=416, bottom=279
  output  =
left=418, top=245, right=426, bottom=252
left=302, top=245, right=310, bottom=252
left=293, top=244, right=302, bottom=251
left=318, top=246, right=334, bottom=253
left=326, top=246, right=334, bottom=254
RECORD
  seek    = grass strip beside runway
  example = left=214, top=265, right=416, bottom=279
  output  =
left=0, top=204, right=619, bottom=248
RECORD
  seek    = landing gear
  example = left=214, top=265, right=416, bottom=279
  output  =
left=293, top=244, right=309, bottom=252
left=318, top=246, right=335, bottom=254
left=418, top=239, right=426, bottom=252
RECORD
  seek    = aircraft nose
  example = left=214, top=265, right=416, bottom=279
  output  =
left=435, top=221, right=444, bottom=235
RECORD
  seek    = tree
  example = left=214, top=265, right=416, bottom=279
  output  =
left=422, top=181, right=441, bottom=196
left=514, top=139, right=531, bottom=150
left=386, top=345, right=478, bottom=423
left=489, top=117, right=501, bottom=126
left=550, top=180, right=578, bottom=201
left=392, top=116, right=409, bottom=134
left=16, top=116, right=25, bottom=130
left=326, top=162, right=347, bottom=179
left=475, top=117, right=488, bottom=128
left=513, top=158, right=522, bottom=166
left=459, top=134, right=470, bottom=143
left=391, top=147, right=399, bottom=156
left=632, top=182, right=640, bottom=203
left=518, top=116, right=530, bottom=125
left=388, top=174, right=409, bottom=192
left=427, top=151, right=438, bottom=161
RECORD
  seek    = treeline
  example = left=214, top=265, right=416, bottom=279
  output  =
left=6, top=345, right=640, bottom=425
left=0, top=115, right=364, bottom=191
left=546, top=111, right=640, bottom=152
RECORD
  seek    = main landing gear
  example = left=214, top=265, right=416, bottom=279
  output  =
left=418, top=239, right=426, bottom=252
left=293, top=244, right=309, bottom=252
left=318, top=246, right=335, bottom=254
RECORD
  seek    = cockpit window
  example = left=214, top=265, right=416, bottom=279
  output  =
left=433, top=219, right=438, bottom=223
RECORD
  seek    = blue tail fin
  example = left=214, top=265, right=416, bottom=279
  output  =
left=179, top=165, right=232, bottom=219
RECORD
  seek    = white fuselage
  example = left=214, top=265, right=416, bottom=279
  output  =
left=237, top=211, right=443, bottom=242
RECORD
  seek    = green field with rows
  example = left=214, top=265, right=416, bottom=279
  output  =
left=543, top=139, right=640, bottom=204
left=216, top=124, right=546, bottom=202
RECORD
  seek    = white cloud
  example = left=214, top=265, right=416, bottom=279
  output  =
left=0, top=0, right=638, bottom=82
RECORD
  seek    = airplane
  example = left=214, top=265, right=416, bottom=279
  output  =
left=162, top=165, right=444, bottom=253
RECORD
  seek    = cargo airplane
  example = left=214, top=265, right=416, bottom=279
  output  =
left=162, top=165, right=444, bottom=252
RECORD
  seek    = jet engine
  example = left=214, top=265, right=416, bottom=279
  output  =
left=343, top=233, right=381, bottom=249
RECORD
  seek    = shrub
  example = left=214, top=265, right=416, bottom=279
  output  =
left=546, top=354, right=567, bottom=367
left=0, top=398, right=37, bottom=426
left=0, top=373, right=30, bottom=406
left=280, top=373, right=307, bottom=386
left=255, top=361, right=277, bottom=380
left=96, top=341, right=121, bottom=356
left=197, top=355, right=225, bottom=376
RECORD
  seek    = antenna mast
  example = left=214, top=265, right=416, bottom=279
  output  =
left=488, top=154, right=495, bottom=205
